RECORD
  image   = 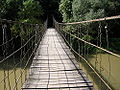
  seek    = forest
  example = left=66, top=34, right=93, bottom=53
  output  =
left=0, top=0, right=61, bottom=23
left=0, top=0, right=120, bottom=23
left=0, top=0, right=120, bottom=52
left=60, top=0, right=120, bottom=22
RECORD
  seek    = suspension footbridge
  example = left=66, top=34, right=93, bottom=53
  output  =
left=22, top=28, right=93, bottom=89
left=0, top=15, right=120, bottom=90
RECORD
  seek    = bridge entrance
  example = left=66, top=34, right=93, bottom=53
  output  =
left=47, top=15, right=54, bottom=28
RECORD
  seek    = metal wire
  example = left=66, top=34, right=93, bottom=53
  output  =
left=105, top=23, right=111, bottom=81
left=2, top=23, right=7, bottom=90
left=53, top=16, right=120, bottom=90
left=62, top=30, right=120, bottom=59
left=57, top=25, right=93, bottom=90
left=0, top=18, right=46, bottom=90
left=0, top=35, right=35, bottom=64
left=55, top=25, right=112, bottom=90
left=0, top=42, right=35, bottom=84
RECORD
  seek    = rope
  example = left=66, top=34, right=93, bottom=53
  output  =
left=0, top=18, right=46, bottom=90
left=56, top=27, right=112, bottom=90
left=62, top=30, right=120, bottom=59
left=0, top=36, right=19, bottom=47
left=105, top=23, right=111, bottom=81
left=57, top=27, right=93, bottom=90
left=53, top=16, right=118, bottom=89
left=55, top=33, right=70, bottom=90
left=0, top=35, right=35, bottom=64
left=12, top=32, right=42, bottom=90
left=0, top=40, right=35, bottom=84
left=59, top=15, right=120, bottom=25
left=2, top=23, right=7, bottom=90
left=0, top=18, right=40, bottom=25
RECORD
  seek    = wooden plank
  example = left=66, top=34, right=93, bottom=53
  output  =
left=22, top=28, right=93, bottom=90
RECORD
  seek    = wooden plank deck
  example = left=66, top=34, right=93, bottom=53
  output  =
left=22, top=28, right=93, bottom=90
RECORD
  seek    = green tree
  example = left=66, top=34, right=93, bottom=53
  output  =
left=0, top=0, right=6, bottom=18
left=0, top=0, right=22, bottom=20
left=59, top=0, right=73, bottom=22
left=72, top=0, right=104, bottom=21
left=18, top=0, right=44, bottom=23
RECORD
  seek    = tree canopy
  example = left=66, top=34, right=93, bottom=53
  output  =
left=0, top=0, right=61, bottom=23
left=59, top=0, right=120, bottom=52
left=1, top=0, right=120, bottom=23
left=59, top=0, right=120, bottom=22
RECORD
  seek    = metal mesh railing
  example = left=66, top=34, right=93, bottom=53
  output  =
left=0, top=19, right=47, bottom=90
left=54, top=15, right=120, bottom=90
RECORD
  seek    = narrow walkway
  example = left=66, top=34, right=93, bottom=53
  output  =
left=22, top=28, right=93, bottom=90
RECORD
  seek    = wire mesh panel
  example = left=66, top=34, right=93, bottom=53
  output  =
left=54, top=15, right=120, bottom=90
left=0, top=19, right=46, bottom=90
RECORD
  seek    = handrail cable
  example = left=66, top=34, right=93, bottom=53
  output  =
left=59, top=15, right=120, bottom=25
left=0, top=35, right=35, bottom=64
left=54, top=15, right=120, bottom=59
left=0, top=35, right=19, bottom=47
left=59, top=28, right=112, bottom=90
left=12, top=36, right=41, bottom=90
left=62, top=30, right=120, bottom=59
left=53, top=15, right=120, bottom=90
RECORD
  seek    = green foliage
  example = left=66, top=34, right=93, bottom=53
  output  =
left=0, top=0, right=44, bottom=23
left=72, top=0, right=105, bottom=22
left=0, top=0, right=43, bottom=40
left=72, top=0, right=91, bottom=21
left=60, top=0, right=120, bottom=23
left=0, top=0, right=7, bottom=18
left=11, top=24, right=21, bottom=36
left=0, top=0, right=22, bottom=19
left=23, top=0, right=43, bottom=18
left=11, top=23, right=35, bottom=41
left=18, top=0, right=44, bottom=23
left=0, top=0, right=61, bottom=22
left=70, top=0, right=105, bottom=44
left=59, top=0, right=120, bottom=53
left=82, top=35, right=93, bottom=42
left=59, top=0, right=73, bottom=22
